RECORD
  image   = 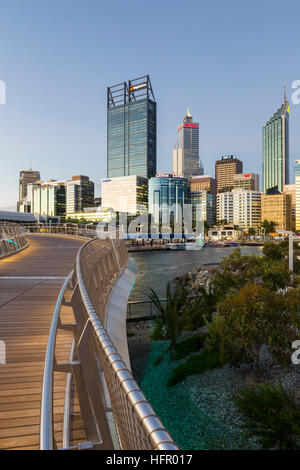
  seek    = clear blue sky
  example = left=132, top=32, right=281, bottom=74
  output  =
left=1, top=0, right=300, bottom=209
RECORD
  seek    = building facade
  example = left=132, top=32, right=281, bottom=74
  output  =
left=215, top=156, right=243, bottom=193
left=232, top=189, right=261, bottom=230
left=261, top=193, right=292, bottom=230
left=216, top=192, right=234, bottom=224
left=294, top=160, right=300, bottom=183
left=283, top=184, right=296, bottom=230
left=172, top=108, right=203, bottom=179
left=191, top=191, right=216, bottom=227
left=233, top=173, right=259, bottom=191
left=27, top=180, right=66, bottom=218
left=18, top=169, right=40, bottom=211
left=101, top=175, right=148, bottom=214
left=189, top=175, right=217, bottom=195
left=263, top=92, right=289, bottom=193
left=66, top=175, right=94, bottom=214
left=148, top=175, right=190, bottom=225
left=107, top=75, right=156, bottom=179
left=295, top=176, right=300, bottom=231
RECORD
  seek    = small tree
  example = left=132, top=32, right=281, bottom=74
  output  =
left=218, top=283, right=275, bottom=372
left=261, top=219, right=276, bottom=235
left=248, top=227, right=256, bottom=236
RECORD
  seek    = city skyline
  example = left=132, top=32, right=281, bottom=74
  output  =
left=1, top=0, right=300, bottom=209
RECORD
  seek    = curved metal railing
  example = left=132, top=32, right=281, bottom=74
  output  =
left=40, top=237, right=178, bottom=450
left=0, top=223, right=28, bottom=259
left=40, top=271, right=74, bottom=450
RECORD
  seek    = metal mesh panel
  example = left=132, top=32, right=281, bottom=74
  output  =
left=77, top=238, right=178, bottom=450
left=0, top=223, right=28, bottom=258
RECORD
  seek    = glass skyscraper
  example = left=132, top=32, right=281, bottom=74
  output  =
left=172, top=108, right=203, bottom=179
left=263, top=90, right=289, bottom=193
left=107, top=75, right=156, bottom=179
left=148, top=175, right=190, bottom=225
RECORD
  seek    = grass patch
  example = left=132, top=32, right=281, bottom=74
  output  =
left=173, top=333, right=206, bottom=361
left=168, top=348, right=222, bottom=387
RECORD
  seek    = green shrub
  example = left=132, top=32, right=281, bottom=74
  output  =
left=211, top=249, right=292, bottom=302
left=234, top=383, right=300, bottom=450
left=184, top=285, right=217, bottom=331
left=217, top=283, right=300, bottom=370
left=167, top=348, right=222, bottom=387
left=173, top=333, right=206, bottom=361
left=263, top=242, right=284, bottom=260
left=204, top=314, right=225, bottom=353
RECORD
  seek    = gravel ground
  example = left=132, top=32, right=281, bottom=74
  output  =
left=133, top=336, right=300, bottom=450
left=127, top=321, right=152, bottom=384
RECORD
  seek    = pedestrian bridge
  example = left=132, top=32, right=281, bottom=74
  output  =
left=0, top=225, right=177, bottom=450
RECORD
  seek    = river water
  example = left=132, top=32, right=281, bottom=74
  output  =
left=129, top=245, right=263, bottom=301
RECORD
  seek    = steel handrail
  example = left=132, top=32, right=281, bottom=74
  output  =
left=63, top=338, right=76, bottom=449
left=75, top=241, right=178, bottom=450
left=40, top=270, right=74, bottom=450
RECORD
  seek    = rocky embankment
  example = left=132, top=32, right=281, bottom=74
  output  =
left=174, top=265, right=216, bottom=295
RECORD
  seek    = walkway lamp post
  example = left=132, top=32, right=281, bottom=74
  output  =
left=276, top=229, right=293, bottom=272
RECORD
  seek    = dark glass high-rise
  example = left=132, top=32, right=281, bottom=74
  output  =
left=107, top=75, right=156, bottom=179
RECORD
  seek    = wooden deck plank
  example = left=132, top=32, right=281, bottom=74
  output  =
left=0, top=234, right=87, bottom=450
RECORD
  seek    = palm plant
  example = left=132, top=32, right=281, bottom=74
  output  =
left=148, top=283, right=189, bottom=361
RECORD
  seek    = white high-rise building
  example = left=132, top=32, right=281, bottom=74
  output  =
left=172, top=108, right=203, bottom=179
left=216, top=192, right=234, bottom=224
left=217, top=190, right=261, bottom=229
left=232, top=189, right=261, bottom=229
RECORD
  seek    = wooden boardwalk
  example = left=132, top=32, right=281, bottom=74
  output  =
left=0, top=234, right=87, bottom=450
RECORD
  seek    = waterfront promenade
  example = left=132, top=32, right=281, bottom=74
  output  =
left=0, top=234, right=86, bottom=449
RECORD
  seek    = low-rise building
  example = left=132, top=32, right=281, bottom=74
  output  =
left=261, top=193, right=292, bottom=231
left=208, top=224, right=240, bottom=241
left=101, top=175, right=148, bottom=215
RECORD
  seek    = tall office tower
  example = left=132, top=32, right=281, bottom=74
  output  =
left=107, top=75, right=156, bottom=178
left=18, top=169, right=40, bottom=211
left=66, top=175, right=94, bottom=214
left=215, top=155, right=243, bottom=193
left=172, top=108, right=203, bottom=179
left=263, top=87, right=289, bottom=193
left=233, top=173, right=259, bottom=191
left=189, top=175, right=217, bottom=195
